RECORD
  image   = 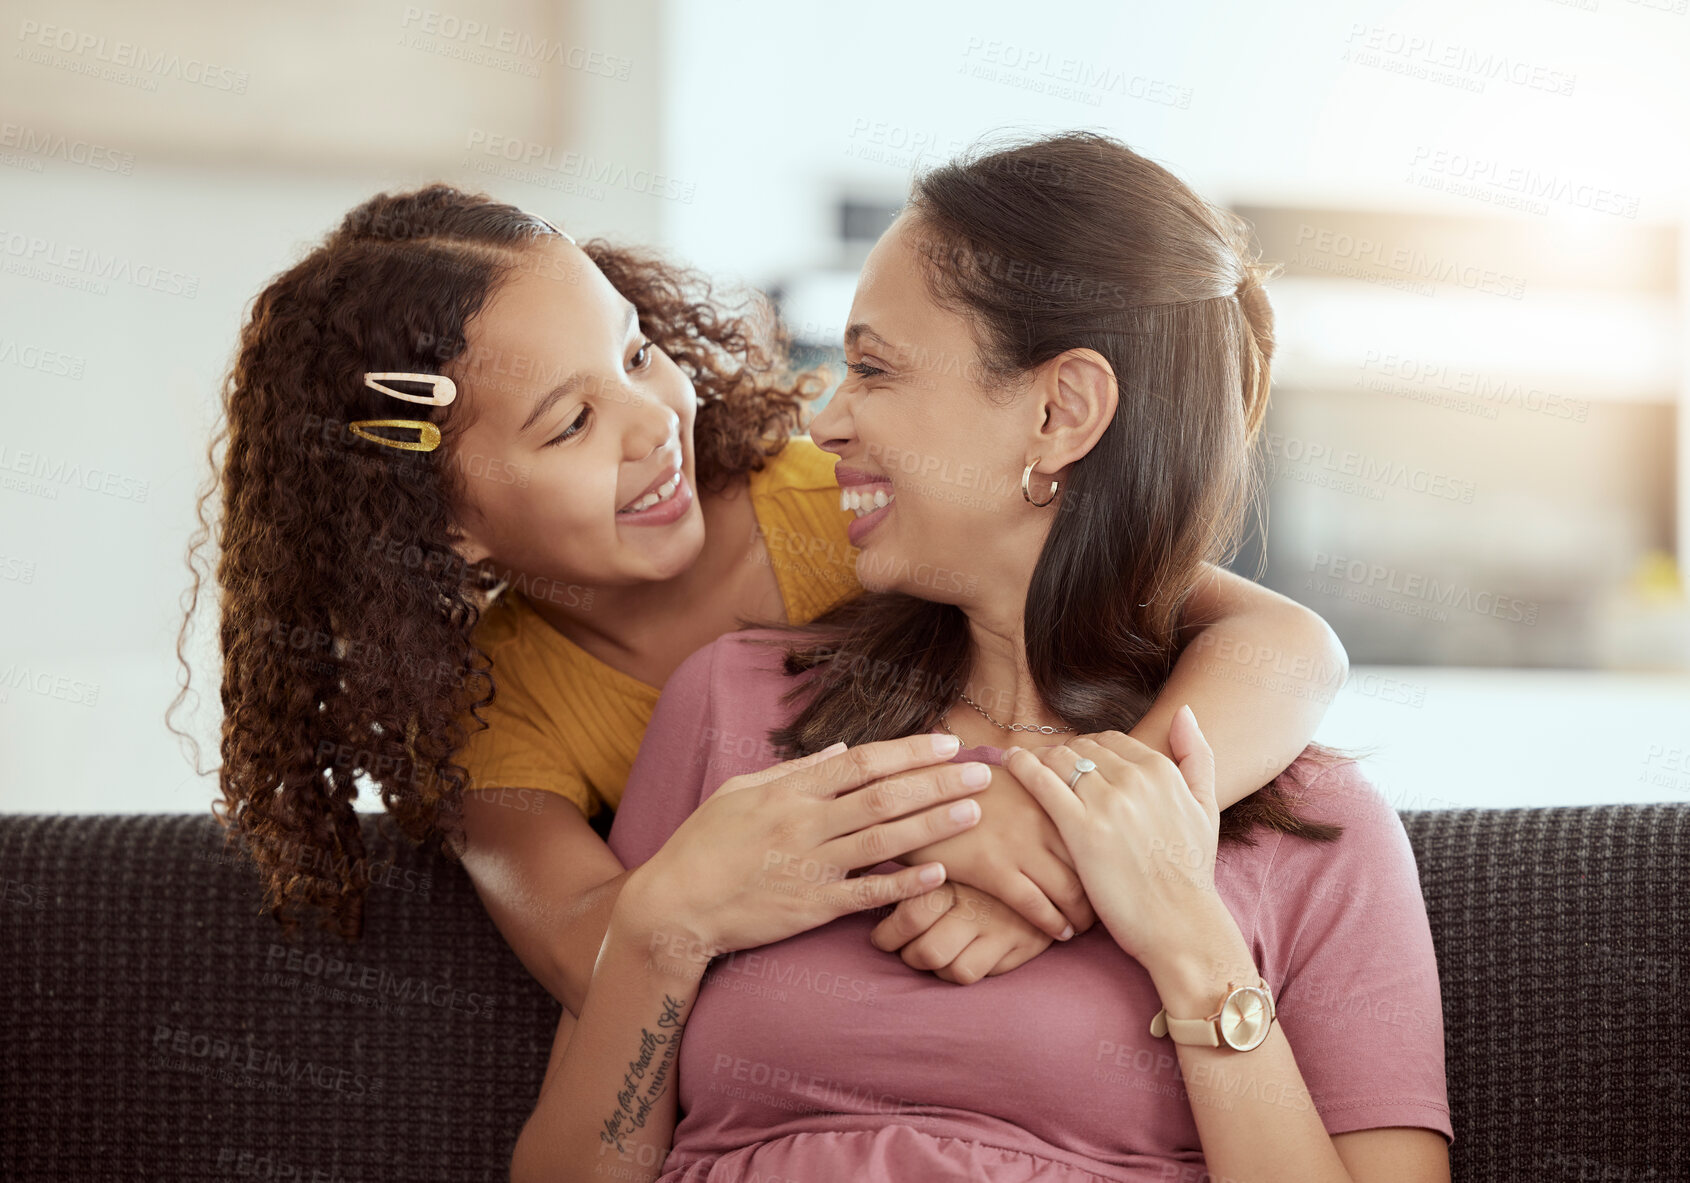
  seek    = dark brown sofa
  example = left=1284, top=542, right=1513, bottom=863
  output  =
left=2, top=803, right=1686, bottom=1181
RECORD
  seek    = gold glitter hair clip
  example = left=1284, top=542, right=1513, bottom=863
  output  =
left=349, top=372, right=457, bottom=453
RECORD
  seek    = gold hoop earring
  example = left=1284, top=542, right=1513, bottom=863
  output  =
left=1022, top=459, right=1058, bottom=507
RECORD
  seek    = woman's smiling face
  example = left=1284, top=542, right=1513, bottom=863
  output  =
left=444, top=235, right=706, bottom=591
left=811, top=212, right=1045, bottom=604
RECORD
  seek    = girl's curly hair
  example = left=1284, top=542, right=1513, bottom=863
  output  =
left=169, top=183, right=826, bottom=939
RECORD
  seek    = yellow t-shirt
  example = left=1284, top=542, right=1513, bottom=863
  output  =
left=454, top=436, right=859, bottom=821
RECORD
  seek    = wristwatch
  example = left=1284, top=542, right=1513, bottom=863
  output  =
left=1150, top=976, right=1276, bottom=1051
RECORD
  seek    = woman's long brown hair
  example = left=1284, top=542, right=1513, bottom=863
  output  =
left=766, top=132, right=1345, bottom=848
left=169, top=183, right=825, bottom=938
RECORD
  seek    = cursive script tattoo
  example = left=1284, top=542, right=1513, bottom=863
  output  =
left=599, top=994, right=688, bottom=1154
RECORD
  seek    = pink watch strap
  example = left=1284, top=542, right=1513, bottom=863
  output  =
left=1149, top=977, right=1273, bottom=1047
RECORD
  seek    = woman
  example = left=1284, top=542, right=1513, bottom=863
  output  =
left=174, top=184, right=1346, bottom=1019
left=512, top=133, right=1451, bottom=1182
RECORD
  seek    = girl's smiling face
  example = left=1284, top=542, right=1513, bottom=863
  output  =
left=810, top=212, right=1052, bottom=604
left=444, top=235, right=706, bottom=592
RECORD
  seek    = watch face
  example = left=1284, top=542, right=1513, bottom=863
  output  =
left=1220, top=986, right=1273, bottom=1051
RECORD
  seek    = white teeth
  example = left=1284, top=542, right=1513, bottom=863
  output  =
left=621, top=474, right=681, bottom=514
left=840, top=486, right=895, bottom=518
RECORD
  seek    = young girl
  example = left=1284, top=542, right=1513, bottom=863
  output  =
left=175, top=183, right=1347, bottom=1030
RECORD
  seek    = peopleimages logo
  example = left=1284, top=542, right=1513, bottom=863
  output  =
left=1358, top=351, right=1589, bottom=422
left=0, top=335, right=85, bottom=379
left=1407, top=146, right=1641, bottom=220
left=1263, top=433, right=1477, bottom=503
left=0, top=442, right=148, bottom=500
left=1340, top=24, right=1576, bottom=97
left=399, top=7, right=632, bottom=78
left=463, top=131, right=695, bottom=203
left=15, top=20, right=250, bottom=92
left=1307, top=552, right=1539, bottom=625
left=0, top=663, right=99, bottom=707
left=958, top=38, right=1194, bottom=109
left=263, top=944, right=496, bottom=1018
left=0, top=229, right=199, bottom=298
left=150, top=1024, right=382, bottom=1098
left=1293, top=225, right=1525, bottom=299
left=0, top=123, right=134, bottom=174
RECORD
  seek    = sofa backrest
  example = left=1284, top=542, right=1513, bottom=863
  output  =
left=1, top=806, right=1685, bottom=1181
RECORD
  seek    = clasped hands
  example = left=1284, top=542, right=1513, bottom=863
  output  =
left=873, top=707, right=1223, bottom=984
left=625, top=708, right=1223, bottom=990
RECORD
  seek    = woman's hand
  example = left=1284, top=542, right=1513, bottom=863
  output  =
left=892, top=762, right=1097, bottom=942
left=868, top=882, right=1054, bottom=984
left=1001, top=706, right=1225, bottom=969
left=618, top=734, right=993, bottom=968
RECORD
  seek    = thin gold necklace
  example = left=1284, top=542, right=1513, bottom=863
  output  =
left=941, top=692, right=1075, bottom=736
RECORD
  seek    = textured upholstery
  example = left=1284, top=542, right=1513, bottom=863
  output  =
left=2, top=804, right=1686, bottom=1181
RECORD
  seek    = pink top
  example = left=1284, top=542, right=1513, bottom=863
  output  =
left=608, top=630, right=1454, bottom=1181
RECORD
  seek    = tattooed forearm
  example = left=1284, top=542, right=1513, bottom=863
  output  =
left=599, top=994, right=688, bottom=1153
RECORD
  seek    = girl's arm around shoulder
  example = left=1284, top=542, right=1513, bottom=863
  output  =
left=458, top=632, right=748, bottom=1016
left=458, top=787, right=628, bottom=1014
left=1134, top=563, right=1349, bottom=810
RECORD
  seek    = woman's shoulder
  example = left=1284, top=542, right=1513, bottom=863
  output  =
left=662, top=628, right=807, bottom=706
left=1258, top=750, right=1424, bottom=892
left=632, top=629, right=812, bottom=807
left=1273, top=751, right=1400, bottom=833
left=1250, top=755, right=1452, bottom=1147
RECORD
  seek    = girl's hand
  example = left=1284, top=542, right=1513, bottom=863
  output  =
left=892, top=761, right=1096, bottom=942
left=619, top=735, right=992, bottom=965
left=1001, top=706, right=1222, bottom=969
left=868, top=882, right=1054, bottom=984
